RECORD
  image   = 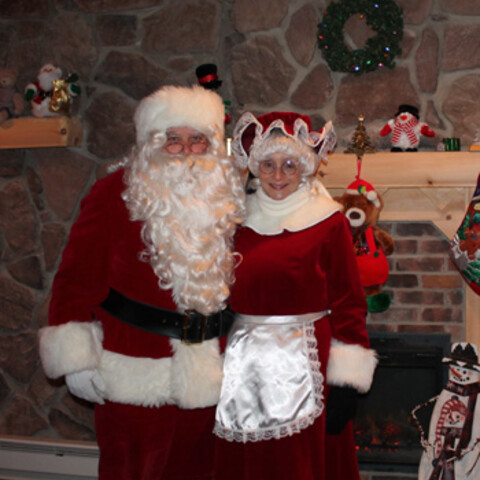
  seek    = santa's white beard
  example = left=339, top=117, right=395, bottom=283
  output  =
left=123, top=150, right=242, bottom=315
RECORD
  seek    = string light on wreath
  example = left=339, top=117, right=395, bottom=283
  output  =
left=317, top=0, right=403, bottom=75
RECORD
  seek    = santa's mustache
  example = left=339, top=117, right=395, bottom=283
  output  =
left=145, top=152, right=223, bottom=193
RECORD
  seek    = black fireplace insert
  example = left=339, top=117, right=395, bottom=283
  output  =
left=354, top=332, right=451, bottom=472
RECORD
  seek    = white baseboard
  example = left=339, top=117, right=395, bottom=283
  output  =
left=0, top=435, right=99, bottom=480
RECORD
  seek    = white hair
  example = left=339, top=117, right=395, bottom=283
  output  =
left=122, top=130, right=245, bottom=315
left=249, top=131, right=317, bottom=179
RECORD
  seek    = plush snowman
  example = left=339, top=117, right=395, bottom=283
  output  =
left=380, top=104, right=435, bottom=152
left=417, top=343, right=480, bottom=480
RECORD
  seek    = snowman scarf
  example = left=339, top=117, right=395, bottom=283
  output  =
left=391, top=117, right=419, bottom=146
left=426, top=381, right=480, bottom=480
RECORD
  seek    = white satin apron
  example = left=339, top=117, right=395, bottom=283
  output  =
left=214, top=311, right=329, bottom=443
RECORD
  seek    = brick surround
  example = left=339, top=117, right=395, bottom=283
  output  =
left=369, top=222, right=464, bottom=340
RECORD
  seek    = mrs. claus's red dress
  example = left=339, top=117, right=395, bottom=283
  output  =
left=214, top=184, right=376, bottom=480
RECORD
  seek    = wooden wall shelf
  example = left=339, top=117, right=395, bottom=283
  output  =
left=0, top=116, right=82, bottom=149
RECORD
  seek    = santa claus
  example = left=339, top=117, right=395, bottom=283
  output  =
left=25, top=63, right=80, bottom=117
left=38, top=85, right=245, bottom=480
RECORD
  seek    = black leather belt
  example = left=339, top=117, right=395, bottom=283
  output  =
left=100, top=288, right=235, bottom=344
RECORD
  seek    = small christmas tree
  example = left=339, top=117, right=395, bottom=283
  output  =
left=344, top=114, right=376, bottom=156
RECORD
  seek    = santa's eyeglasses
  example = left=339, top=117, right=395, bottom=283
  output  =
left=163, top=132, right=209, bottom=154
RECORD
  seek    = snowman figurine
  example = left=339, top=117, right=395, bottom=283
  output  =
left=379, top=104, right=435, bottom=152
left=416, top=343, right=480, bottom=480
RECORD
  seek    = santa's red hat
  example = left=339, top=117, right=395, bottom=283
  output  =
left=346, top=178, right=380, bottom=208
left=134, top=85, right=225, bottom=147
left=232, top=111, right=336, bottom=176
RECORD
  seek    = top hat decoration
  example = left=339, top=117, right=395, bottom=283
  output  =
left=195, top=63, right=222, bottom=91
left=394, top=104, right=419, bottom=119
left=442, top=342, right=480, bottom=371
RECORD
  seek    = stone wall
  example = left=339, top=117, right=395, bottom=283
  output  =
left=0, top=0, right=477, bottom=459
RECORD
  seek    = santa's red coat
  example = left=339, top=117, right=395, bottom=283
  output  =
left=40, top=168, right=221, bottom=480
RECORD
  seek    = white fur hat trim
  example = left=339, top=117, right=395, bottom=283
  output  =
left=134, top=85, right=225, bottom=146
left=345, top=188, right=380, bottom=208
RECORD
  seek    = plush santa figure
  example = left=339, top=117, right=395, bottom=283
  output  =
left=25, top=63, right=80, bottom=117
left=380, top=104, right=435, bottom=152
left=416, top=343, right=480, bottom=480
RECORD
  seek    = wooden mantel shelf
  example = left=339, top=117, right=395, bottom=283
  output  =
left=321, top=151, right=480, bottom=189
left=321, top=151, right=480, bottom=238
left=0, top=116, right=82, bottom=149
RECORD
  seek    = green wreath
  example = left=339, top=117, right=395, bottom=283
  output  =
left=317, top=0, right=403, bottom=75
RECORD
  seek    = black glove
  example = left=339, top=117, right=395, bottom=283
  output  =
left=325, top=386, right=358, bottom=435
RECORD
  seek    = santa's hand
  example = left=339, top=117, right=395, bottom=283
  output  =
left=66, top=369, right=105, bottom=404
left=326, top=386, right=358, bottom=435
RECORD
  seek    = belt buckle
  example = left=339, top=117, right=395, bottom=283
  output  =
left=182, top=310, right=207, bottom=344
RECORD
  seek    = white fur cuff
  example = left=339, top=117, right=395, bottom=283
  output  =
left=327, top=339, right=378, bottom=393
left=96, top=340, right=223, bottom=408
left=98, top=350, right=172, bottom=407
left=38, top=321, right=103, bottom=379
left=170, top=338, right=223, bottom=408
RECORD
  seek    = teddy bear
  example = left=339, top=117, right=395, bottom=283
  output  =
left=0, top=68, right=24, bottom=124
left=24, top=63, right=80, bottom=117
left=335, top=177, right=394, bottom=313
left=379, top=104, right=435, bottom=152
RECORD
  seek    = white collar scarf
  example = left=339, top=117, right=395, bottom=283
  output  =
left=244, top=180, right=342, bottom=235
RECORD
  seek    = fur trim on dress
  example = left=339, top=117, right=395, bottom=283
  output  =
left=327, top=339, right=378, bottom=393
left=38, top=321, right=103, bottom=379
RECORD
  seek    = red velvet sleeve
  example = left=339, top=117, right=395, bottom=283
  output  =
left=324, top=213, right=370, bottom=348
left=48, top=173, right=115, bottom=326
